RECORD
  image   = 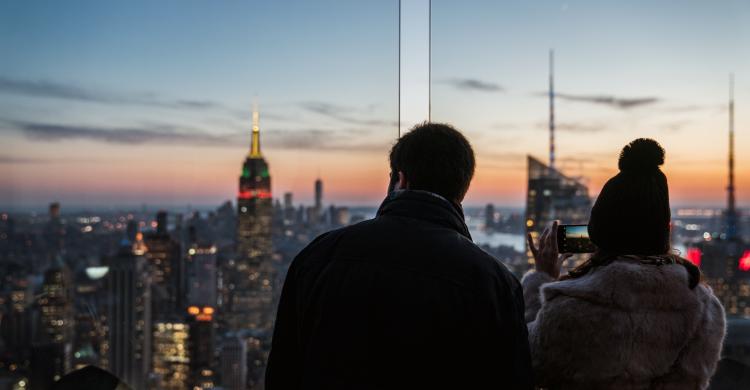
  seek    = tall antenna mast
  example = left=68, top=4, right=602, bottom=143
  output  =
left=549, top=49, right=556, bottom=169
left=727, top=73, right=738, bottom=240
left=250, top=101, right=262, bottom=158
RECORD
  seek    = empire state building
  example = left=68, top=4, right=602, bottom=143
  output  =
left=228, top=107, right=275, bottom=330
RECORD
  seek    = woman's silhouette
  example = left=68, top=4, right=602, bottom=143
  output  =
left=526, top=138, right=725, bottom=389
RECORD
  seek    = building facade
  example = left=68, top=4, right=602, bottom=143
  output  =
left=152, top=321, right=191, bottom=390
left=220, top=335, right=247, bottom=390
left=143, top=211, right=183, bottom=321
left=525, top=156, right=591, bottom=270
left=35, top=260, right=75, bottom=382
left=104, top=240, right=152, bottom=389
left=227, top=108, right=276, bottom=331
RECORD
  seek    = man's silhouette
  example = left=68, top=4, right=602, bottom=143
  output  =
left=266, top=123, right=532, bottom=389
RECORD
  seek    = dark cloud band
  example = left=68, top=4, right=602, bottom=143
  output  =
left=441, top=78, right=504, bottom=92
left=554, top=93, right=659, bottom=109
left=0, top=77, right=220, bottom=110
left=4, top=120, right=383, bottom=152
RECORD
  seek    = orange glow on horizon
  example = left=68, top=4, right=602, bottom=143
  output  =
left=3, top=137, right=749, bottom=207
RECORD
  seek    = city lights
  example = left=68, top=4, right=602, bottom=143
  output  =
left=0, top=2, right=748, bottom=388
left=686, top=248, right=702, bottom=267
left=739, top=251, right=750, bottom=272
left=237, top=190, right=273, bottom=200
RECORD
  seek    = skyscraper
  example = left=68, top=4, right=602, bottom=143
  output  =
left=185, top=245, right=217, bottom=308
left=306, top=178, right=324, bottom=226
left=244, top=329, right=270, bottom=389
left=0, top=273, right=33, bottom=373
left=104, top=238, right=152, bottom=389
left=72, top=267, right=109, bottom=370
left=143, top=211, right=183, bottom=321
left=42, top=202, right=65, bottom=270
left=525, top=51, right=591, bottom=270
left=525, top=157, right=591, bottom=264
left=283, top=192, right=295, bottom=224
left=283, top=192, right=293, bottom=210
left=229, top=106, right=275, bottom=330
left=35, top=259, right=74, bottom=382
left=151, top=321, right=191, bottom=390
left=186, top=305, right=216, bottom=389
left=315, top=177, right=323, bottom=211
left=220, top=334, right=247, bottom=390
left=485, top=203, right=496, bottom=231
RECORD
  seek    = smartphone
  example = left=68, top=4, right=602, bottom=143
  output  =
left=557, top=224, right=597, bottom=254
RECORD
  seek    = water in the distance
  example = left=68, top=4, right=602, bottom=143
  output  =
left=465, top=215, right=525, bottom=252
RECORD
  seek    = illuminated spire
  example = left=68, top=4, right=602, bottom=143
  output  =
left=549, top=49, right=556, bottom=169
left=727, top=73, right=738, bottom=240
left=250, top=102, right=262, bottom=158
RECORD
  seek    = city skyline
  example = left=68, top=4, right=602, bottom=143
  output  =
left=2, top=1, right=750, bottom=208
left=3, top=2, right=750, bottom=389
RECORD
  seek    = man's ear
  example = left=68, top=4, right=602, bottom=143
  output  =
left=397, top=171, right=408, bottom=190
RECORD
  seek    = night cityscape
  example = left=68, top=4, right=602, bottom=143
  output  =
left=2, top=1, right=750, bottom=389
left=3, top=95, right=750, bottom=387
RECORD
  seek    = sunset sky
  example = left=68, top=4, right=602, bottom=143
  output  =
left=1, top=0, right=749, bottom=210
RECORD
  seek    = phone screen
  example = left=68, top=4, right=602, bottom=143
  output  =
left=557, top=224, right=597, bottom=253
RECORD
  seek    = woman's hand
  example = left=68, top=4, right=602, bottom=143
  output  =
left=527, top=221, right=573, bottom=279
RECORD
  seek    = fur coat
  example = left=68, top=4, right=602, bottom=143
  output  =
left=523, top=257, right=726, bottom=389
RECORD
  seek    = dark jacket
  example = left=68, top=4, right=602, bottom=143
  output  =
left=266, top=190, right=533, bottom=389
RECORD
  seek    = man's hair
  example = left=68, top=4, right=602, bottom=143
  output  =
left=389, top=122, right=475, bottom=201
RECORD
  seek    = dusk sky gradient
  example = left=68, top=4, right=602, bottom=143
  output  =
left=1, top=0, right=749, bottom=210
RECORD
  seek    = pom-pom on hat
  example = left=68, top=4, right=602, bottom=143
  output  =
left=588, top=138, right=671, bottom=255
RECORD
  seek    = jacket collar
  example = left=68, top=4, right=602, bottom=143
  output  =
left=542, top=259, right=697, bottom=311
left=376, top=190, right=472, bottom=240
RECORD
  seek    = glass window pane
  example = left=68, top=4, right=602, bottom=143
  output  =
left=0, top=2, right=398, bottom=388
left=399, top=0, right=431, bottom=133
left=431, top=0, right=750, bottom=276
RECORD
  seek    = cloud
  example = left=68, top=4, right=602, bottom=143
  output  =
left=264, top=129, right=386, bottom=152
left=0, top=77, right=105, bottom=101
left=660, top=104, right=710, bottom=113
left=230, top=108, right=296, bottom=123
left=663, top=104, right=726, bottom=116
left=555, top=93, right=659, bottom=109
left=0, top=155, right=51, bottom=164
left=476, top=152, right=527, bottom=170
left=9, top=120, right=241, bottom=146
left=440, top=78, right=504, bottom=92
left=299, top=101, right=397, bottom=127
left=659, top=120, right=690, bottom=133
left=0, top=155, right=93, bottom=164
left=5, top=119, right=384, bottom=152
left=0, top=77, right=224, bottom=111
left=491, top=122, right=520, bottom=130
left=533, top=121, right=606, bottom=133
left=556, top=156, right=601, bottom=167
left=173, top=99, right=220, bottom=109
left=480, top=151, right=527, bottom=162
left=535, top=90, right=660, bottom=109
left=556, top=122, right=604, bottom=133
